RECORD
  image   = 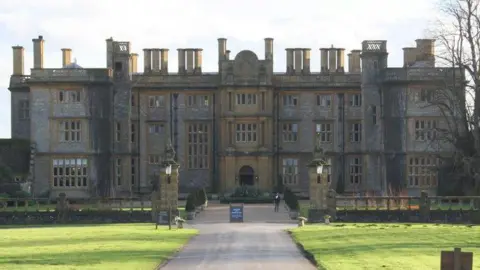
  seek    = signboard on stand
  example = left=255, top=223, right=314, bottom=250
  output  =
left=230, top=204, right=244, bottom=223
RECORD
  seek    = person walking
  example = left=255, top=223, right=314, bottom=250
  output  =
left=274, top=193, right=281, bottom=212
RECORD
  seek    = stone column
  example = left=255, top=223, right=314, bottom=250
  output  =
left=218, top=38, right=227, bottom=61
left=32, top=35, right=44, bottom=69
left=130, top=53, right=138, bottom=73
left=320, top=48, right=328, bottom=72
left=12, top=46, right=24, bottom=75
left=302, top=48, right=311, bottom=74
left=294, top=49, right=302, bottom=74
left=160, top=49, right=169, bottom=74
left=264, top=38, right=273, bottom=60
left=143, top=49, right=152, bottom=72
left=336, top=48, right=345, bottom=72
left=286, top=49, right=294, bottom=74
left=61, top=48, right=72, bottom=67
left=177, top=49, right=185, bottom=74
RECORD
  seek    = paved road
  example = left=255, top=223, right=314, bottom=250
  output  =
left=159, top=204, right=316, bottom=270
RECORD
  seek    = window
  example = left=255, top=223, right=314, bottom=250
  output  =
left=115, top=122, right=121, bottom=142
left=115, top=158, right=122, bottom=186
left=350, top=123, right=362, bottom=142
left=148, top=95, right=165, bottom=108
left=372, top=105, right=377, bottom=125
left=316, top=94, right=332, bottom=107
left=59, top=120, right=81, bottom=142
left=14, top=176, right=22, bottom=183
left=131, top=94, right=136, bottom=107
left=19, top=100, right=29, bottom=120
left=349, top=157, right=362, bottom=184
left=131, top=158, right=136, bottom=185
left=148, top=155, right=161, bottom=164
left=316, top=123, right=332, bottom=143
left=325, top=158, right=332, bottom=184
left=283, top=123, right=298, bottom=142
left=283, top=95, right=298, bottom=106
left=131, top=123, right=136, bottom=143
left=414, top=119, right=437, bottom=141
left=236, top=93, right=257, bottom=105
left=236, top=123, right=257, bottom=142
left=58, top=90, right=81, bottom=103
left=52, top=158, right=88, bottom=188
left=187, top=95, right=209, bottom=107
left=187, top=123, right=209, bottom=169
left=282, top=158, right=298, bottom=185
left=349, top=94, right=361, bottom=107
left=148, top=123, right=164, bottom=134
left=414, top=88, right=436, bottom=103
left=407, top=157, right=438, bottom=187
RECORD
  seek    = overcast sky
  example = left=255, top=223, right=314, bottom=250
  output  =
left=0, top=0, right=438, bottom=138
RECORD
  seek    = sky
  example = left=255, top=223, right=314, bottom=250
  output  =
left=0, top=0, right=439, bottom=138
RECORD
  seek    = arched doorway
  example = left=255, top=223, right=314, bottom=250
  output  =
left=239, top=166, right=254, bottom=186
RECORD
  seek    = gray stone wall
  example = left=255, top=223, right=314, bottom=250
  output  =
left=10, top=91, right=30, bottom=139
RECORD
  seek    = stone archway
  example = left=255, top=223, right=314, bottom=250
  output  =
left=239, top=165, right=254, bottom=186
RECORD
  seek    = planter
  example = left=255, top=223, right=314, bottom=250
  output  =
left=298, top=219, right=305, bottom=227
left=289, top=211, right=299, bottom=220
left=324, top=218, right=330, bottom=225
left=177, top=221, right=184, bottom=229
left=186, top=212, right=196, bottom=220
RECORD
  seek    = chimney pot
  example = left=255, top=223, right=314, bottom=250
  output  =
left=160, top=49, right=169, bottom=74
left=12, top=46, right=24, bottom=75
left=32, top=35, right=45, bottom=69
left=61, top=48, right=72, bottom=68
left=302, top=48, right=311, bottom=74
left=186, top=49, right=194, bottom=74
left=226, top=50, right=231, bottom=60
left=130, top=53, right=138, bottom=74
left=177, top=49, right=185, bottom=74
left=336, top=48, right=345, bottom=72
left=320, top=48, right=328, bottom=72
left=328, top=47, right=337, bottom=72
left=264, top=38, right=274, bottom=60
left=194, top=48, right=203, bottom=74
left=286, top=49, right=294, bottom=74
left=294, top=48, right=302, bottom=74
left=152, top=49, right=160, bottom=71
left=143, top=49, right=152, bottom=73
left=218, top=38, right=227, bottom=62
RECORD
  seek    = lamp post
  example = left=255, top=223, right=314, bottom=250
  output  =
left=316, top=164, right=324, bottom=184
left=166, top=164, right=172, bottom=230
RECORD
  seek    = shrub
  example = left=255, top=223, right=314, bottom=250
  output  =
left=284, top=187, right=300, bottom=211
left=195, top=188, right=207, bottom=206
left=185, top=194, right=196, bottom=212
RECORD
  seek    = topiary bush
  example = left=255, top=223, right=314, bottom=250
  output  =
left=284, top=187, right=300, bottom=211
left=185, top=193, right=196, bottom=212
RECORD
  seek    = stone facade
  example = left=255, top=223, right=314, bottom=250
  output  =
left=8, top=36, right=457, bottom=199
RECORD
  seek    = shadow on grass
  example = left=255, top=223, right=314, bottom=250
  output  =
left=0, top=250, right=172, bottom=267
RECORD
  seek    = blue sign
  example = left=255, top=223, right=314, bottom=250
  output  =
left=230, top=205, right=244, bottom=222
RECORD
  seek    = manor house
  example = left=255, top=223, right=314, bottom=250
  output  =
left=8, top=35, right=456, bottom=198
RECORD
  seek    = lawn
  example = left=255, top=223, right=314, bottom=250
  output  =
left=0, top=224, right=198, bottom=270
left=290, top=223, right=480, bottom=270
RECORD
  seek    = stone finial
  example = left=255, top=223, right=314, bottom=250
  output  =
left=164, top=139, right=176, bottom=161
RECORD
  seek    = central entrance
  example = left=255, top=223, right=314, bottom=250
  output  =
left=239, top=165, right=254, bottom=186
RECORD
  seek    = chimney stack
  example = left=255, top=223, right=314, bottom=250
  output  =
left=350, top=50, right=361, bottom=72
left=177, top=49, right=185, bottom=74
left=320, top=48, right=328, bottom=72
left=106, top=38, right=114, bottom=69
left=403, top=47, right=417, bottom=67
left=286, top=49, right=294, bottom=74
left=336, top=48, right=345, bottom=72
left=61, top=48, right=72, bottom=67
left=143, top=49, right=152, bottom=73
left=226, top=50, right=231, bottom=60
left=218, top=38, right=227, bottom=61
left=32, top=35, right=44, bottom=69
left=294, top=49, right=302, bottom=74
left=130, top=53, right=138, bottom=73
left=415, top=39, right=435, bottom=66
left=12, top=46, right=24, bottom=75
left=194, top=48, right=203, bottom=74
left=186, top=49, right=194, bottom=74
left=328, top=46, right=337, bottom=72
left=152, top=49, right=160, bottom=71
left=160, top=49, right=169, bottom=74
left=264, top=38, right=273, bottom=60
left=303, top=48, right=311, bottom=74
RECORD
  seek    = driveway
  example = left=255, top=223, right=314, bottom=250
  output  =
left=159, top=204, right=316, bottom=270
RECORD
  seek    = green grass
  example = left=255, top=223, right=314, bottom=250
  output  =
left=0, top=224, right=198, bottom=270
left=290, top=223, right=480, bottom=270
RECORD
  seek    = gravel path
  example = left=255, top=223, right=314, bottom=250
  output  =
left=159, top=204, right=316, bottom=270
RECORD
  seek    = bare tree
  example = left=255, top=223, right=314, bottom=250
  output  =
left=428, top=0, right=480, bottom=196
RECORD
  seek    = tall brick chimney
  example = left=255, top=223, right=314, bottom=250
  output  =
left=61, top=48, right=72, bottom=67
left=194, top=48, right=203, bottom=74
left=12, top=46, right=24, bottom=75
left=32, top=35, right=44, bottom=69
left=177, top=49, right=185, bottom=74
left=218, top=38, right=227, bottom=61
left=152, top=49, right=160, bottom=71
left=320, top=48, right=328, bottom=72
left=186, top=49, right=194, bottom=74
left=294, top=49, right=302, bottom=74
left=264, top=38, right=273, bottom=60
left=286, top=49, right=294, bottom=74
left=328, top=46, right=337, bottom=72
left=303, top=48, right=311, bottom=74
left=336, top=48, right=345, bottom=72
left=143, top=49, right=152, bottom=73
left=160, top=49, right=169, bottom=74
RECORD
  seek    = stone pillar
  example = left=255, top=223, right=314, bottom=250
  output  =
left=143, top=49, right=152, bottom=72
left=328, top=47, right=337, bottom=72
left=336, top=48, right=345, bottom=72
left=61, top=48, right=72, bottom=67
left=403, top=47, right=417, bottom=67
left=130, top=53, right=138, bottom=73
left=294, top=49, right=302, bottom=74
left=350, top=50, right=361, bottom=72
left=186, top=49, right=194, bottom=74
left=32, top=35, right=44, bottom=69
left=12, top=46, right=24, bottom=75
left=308, top=164, right=329, bottom=210
left=152, top=49, right=160, bottom=72
left=320, top=48, right=328, bottom=72
left=177, top=49, right=185, bottom=74
left=264, top=38, right=273, bottom=60
left=160, top=49, right=169, bottom=74
left=218, top=38, right=227, bottom=61
left=194, top=48, right=203, bottom=74
left=419, top=191, right=431, bottom=222
left=302, top=48, right=311, bottom=74
left=286, top=49, right=294, bottom=74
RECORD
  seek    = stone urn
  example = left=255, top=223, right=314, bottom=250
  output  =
left=324, top=215, right=331, bottom=225
left=298, top=217, right=307, bottom=227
